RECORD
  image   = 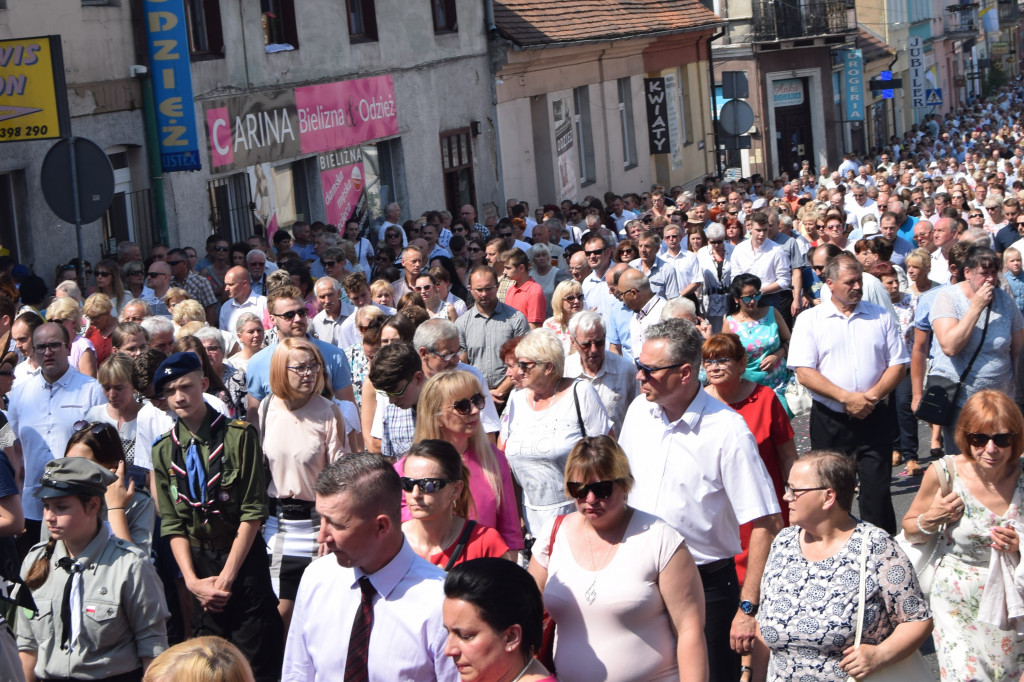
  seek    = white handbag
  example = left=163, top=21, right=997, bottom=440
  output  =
left=893, top=456, right=955, bottom=597
left=783, top=375, right=812, bottom=416
left=847, top=530, right=933, bottom=682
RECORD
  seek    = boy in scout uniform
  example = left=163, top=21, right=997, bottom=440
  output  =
left=17, top=457, right=168, bottom=682
left=151, top=353, right=283, bottom=682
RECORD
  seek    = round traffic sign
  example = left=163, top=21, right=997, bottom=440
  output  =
left=40, top=137, right=115, bottom=224
left=720, top=100, right=755, bottom=136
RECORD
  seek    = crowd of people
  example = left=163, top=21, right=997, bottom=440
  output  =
left=6, top=82, right=1024, bottom=682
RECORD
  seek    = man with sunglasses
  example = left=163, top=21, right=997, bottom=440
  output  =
left=789, top=253, right=907, bottom=536
left=244, top=287, right=354, bottom=429
left=8, top=322, right=106, bottom=555
left=618, top=318, right=782, bottom=682
left=168, top=247, right=218, bottom=325
left=563, top=310, right=636, bottom=434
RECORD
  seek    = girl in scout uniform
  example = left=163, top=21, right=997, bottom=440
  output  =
left=17, top=457, right=168, bottom=682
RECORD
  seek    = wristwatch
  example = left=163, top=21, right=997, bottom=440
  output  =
left=739, top=600, right=759, bottom=616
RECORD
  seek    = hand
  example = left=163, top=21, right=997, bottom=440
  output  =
left=972, top=281, right=995, bottom=309
left=925, top=491, right=964, bottom=528
left=730, top=610, right=756, bottom=655
left=490, top=389, right=508, bottom=406
left=758, top=353, right=780, bottom=372
left=911, top=394, right=921, bottom=413
left=696, top=318, right=712, bottom=340
left=990, top=525, right=1019, bottom=553
left=840, top=643, right=884, bottom=679
left=188, top=576, right=231, bottom=612
left=841, top=392, right=876, bottom=419
left=104, top=461, right=135, bottom=510
left=213, top=573, right=234, bottom=596
left=791, top=299, right=803, bottom=318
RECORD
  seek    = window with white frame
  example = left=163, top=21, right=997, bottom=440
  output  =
left=573, top=86, right=596, bottom=185
left=617, top=78, right=638, bottom=169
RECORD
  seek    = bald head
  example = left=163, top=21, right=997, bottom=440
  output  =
left=616, top=267, right=652, bottom=311
left=605, top=262, right=630, bottom=287
left=618, top=267, right=649, bottom=292
left=224, top=266, right=252, bottom=302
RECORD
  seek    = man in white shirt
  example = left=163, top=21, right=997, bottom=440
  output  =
left=219, top=266, right=267, bottom=332
left=563, top=311, right=637, bottom=434
left=376, top=202, right=404, bottom=244
left=609, top=195, right=637, bottom=237
left=310, top=277, right=353, bottom=347
left=730, top=212, right=791, bottom=313
left=660, top=224, right=702, bottom=294
left=929, top=217, right=958, bottom=284
left=618, top=318, right=781, bottom=682
left=282, top=453, right=459, bottom=682
left=618, top=268, right=666, bottom=354
left=8, top=322, right=106, bottom=551
left=581, top=232, right=618, bottom=318
left=336, top=273, right=396, bottom=349
left=788, top=253, right=908, bottom=535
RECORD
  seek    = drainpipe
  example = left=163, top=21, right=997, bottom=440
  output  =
left=484, top=0, right=506, bottom=210
left=130, top=0, right=169, bottom=246
left=706, top=27, right=727, bottom=178
left=888, top=51, right=899, bottom=143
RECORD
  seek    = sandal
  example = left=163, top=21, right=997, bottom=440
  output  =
left=905, top=460, right=923, bottom=476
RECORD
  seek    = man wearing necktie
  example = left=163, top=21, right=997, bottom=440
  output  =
left=282, top=452, right=459, bottom=682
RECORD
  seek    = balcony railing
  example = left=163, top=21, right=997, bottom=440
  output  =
left=751, top=0, right=856, bottom=42
left=999, top=0, right=1018, bottom=22
left=944, top=4, right=979, bottom=37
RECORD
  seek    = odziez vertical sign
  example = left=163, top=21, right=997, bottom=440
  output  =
left=143, top=0, right=202, bottom=171
left=0, top=35, right=70, bottom=142
left=644, top=78, right=670, bottom=155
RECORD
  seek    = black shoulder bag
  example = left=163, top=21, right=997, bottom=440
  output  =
left=915, top=303, right=992, bottom=426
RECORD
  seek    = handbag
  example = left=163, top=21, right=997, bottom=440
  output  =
left=894, top=456, right=955, bottom=597
left=847, top=530, right=933, bottom=682
left=784, top=375, right=813, bottom=416
left=914, top=303, right=991, bottom=426
left=537, top=514, right=567, bottom=672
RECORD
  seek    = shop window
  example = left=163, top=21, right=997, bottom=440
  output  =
left=617, top=78, right=638, bottom=170
left=184, top=0, right=224, bottom=59
left=347, top=0, right=378, bottom=41
left=432, top=0, right=457, bottom=33
left=208, top=174, right=255, bottom=243
left=440, top=128, right=476, bottom=213
left=261, top=0, right=299, bottom=51
left=573, top=86, right=596, bottom=186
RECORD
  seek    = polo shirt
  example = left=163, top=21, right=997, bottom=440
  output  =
left=219, top=294, right=267, bottom=332
left=455, top=302, right=529, bottom=388
left=504, top=278, right=546, bottom=325
left=563, top=350, right=639, bottom=434
left=628, top=257, right=681, bottom=299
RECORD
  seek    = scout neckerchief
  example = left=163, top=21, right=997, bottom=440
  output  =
left=168, top=409, right=227, bottom=524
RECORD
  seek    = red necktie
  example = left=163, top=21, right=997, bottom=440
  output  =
left=344, top=576, right=376, bottom=682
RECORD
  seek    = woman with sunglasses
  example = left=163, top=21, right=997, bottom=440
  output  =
left=542, top=280, right=584, bottom=356
left=415, top=272, right=458, bottom=322
left=259, top=337, right=346, bottom=632
left=725, top=273, right=793, bottom=414
left=121, top=260, right=153, bottom=304
left=94, top=258, right=131, bottom=315
left=409, top=369, right=523, bottom=557
left=697, top=223, right=733, bottom=334
left=401, top=439, right=510, bottom=569
left=902, top=390, right=1024, bottom=679
left=529, top=435, right=705, bottom=682
left=501, top=329, right=611, bottom=535
left=83, top=293, right=118, bottom=366
left=614, top=239, right=638, bottom=264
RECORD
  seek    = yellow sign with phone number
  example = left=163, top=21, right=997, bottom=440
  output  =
left=0, top=35, right=67, bottom=143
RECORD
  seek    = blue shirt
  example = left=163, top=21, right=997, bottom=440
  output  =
left=245, top=335, right=353, bottom=401
left=605, top=301, right=635, bottom=360
left=1007, top=271, right=1024, bottom=312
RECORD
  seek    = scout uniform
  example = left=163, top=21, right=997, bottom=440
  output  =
left=16, top=458, right=168, bottom=682
left=150, top=353, right=283, bottom=682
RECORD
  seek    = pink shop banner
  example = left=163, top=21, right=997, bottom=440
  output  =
left=320, top=161, right=364, bottom=226
left=295, top=76, right=398, bottom=155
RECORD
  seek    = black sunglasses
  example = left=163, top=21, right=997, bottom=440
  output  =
left=399, top=477, right=458, bottom=493
left=966, top=432, right=1014, bottom=448
left=451, top=393, right=486, bottom=415
left=166, top=260, right=186, bottom=267
left=566, top=480, right=619, bottom=501
left=272, top=308, right=308, bottom=320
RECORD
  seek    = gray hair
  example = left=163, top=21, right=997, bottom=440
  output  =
left=117, top=241, right=138, bottom=261
left=704, top=222, right=726, bottom=240
left=246, top=249, right=267, bottom=264
left=413, top=318, right=458, bottom=352
left=315, top=451, right=402, bottom=523
left=545, top=218, right=563, bottom=234
left=314, top=276, right=343, bottom=294
left=568, top=309, right=605, bottom=339
left=192, top=325, right=225, bottom=352
left=529, top=242, right=551, bottom=260
left=644, top=318, right=703, bottom=368
left=965, top=228, right=992, bottom=245
left=661, top=297, right=697, bottom=320
left=140, top=315, right=174, bottom=337
left=120, top=298, right=152, bottom=319
left=235, top=312, right=262, bottom=334
left=516, top=327, right=566, bottom=377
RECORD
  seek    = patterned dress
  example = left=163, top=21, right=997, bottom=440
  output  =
left=726, top=309, right=791, bottom=414
left=931, top=459, right=1024, bottom=680
left=758, top=522, right=930, bottom=680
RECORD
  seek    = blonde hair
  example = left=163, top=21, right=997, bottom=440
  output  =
left=84, top=292, right=113, bottom=319
left=369, top=279, right=394, bottom=301
left=172, top=299, right=207, bottom=326
left=47, top=295, right=82, bottom=322
left=175, top=320, right=206, bottom=340
left=550, top=279, right=583, bottom=328
left=164, top=288, right=190, bottom=310
left=413, top=370, right=502, bottom=506
left=269, top=337, right=326, bottom=401
left=144, top=636, right=254, bottom=682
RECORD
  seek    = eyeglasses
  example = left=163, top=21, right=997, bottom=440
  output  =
left=825, top=223, right=844, bottom=230
left=634, top=358, right=685, bottom=378
left=708, top=239, right=724, bottom=245
left=414, top=284, right=434, bottom=292
left=969, top=213, right=983, bottom=218
left=399, top=477, right=458, bottom=494
left=740, top=292, right=763, bottom=304
left=95, top=270, right=112, bottom=277
left=784, top=484, right=829, bottom=498
left=73, top=420, right=109, bottom=435
left=450, top=393, right=486, bottom=415
left=166, top=260, right=185, bottom=267
left=272, top=308, right=308, bottom=320
left=664, top=233, right=681, bottom=240
left=127, top=270, right=144, bottom=277
left=566, top=480, right=619, bottom=501
left=429, top=348, right=461, bottom=363
left=33, top=341, right=65, bottom=354
left=322, top=260, right=337, bottom=268
left=574, top=337, right=605, bottom=349
left=286, top=363, right=321, bottom=377
left=213, top=245, right=229, bottom=252
left=517, top=360, right=541, bottom=373
left=966, top=432, right=1015, bottom=448
left=618, top=288, right=639, bottom=298
left=384, top=378, right=410, bottom=399
left=584, top=248, right=605, bottom=257
left=467, top=247, right=482, bottom=253
left=812, top=264, right=825, bottom=272
left=0, top=370, right=12, bottom=377
left=563, top=294, right=582, bottom=303
left=703, top=357, right=732, bottom=367
left=147, top=271, right=167, bottom=278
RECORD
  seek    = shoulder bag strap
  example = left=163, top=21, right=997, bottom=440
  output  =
left=258, top=395, right=271, bottom=446
left=852, top=527, right=870, bottom=650
left=444, top=520, right=478, bottom=571
left=951, top=303, right=993, bottom=405
left=936, top=456, right=953, bottom=497
left=572, top=382, right=586, bottom=438
left=547, top=514, right=567, bottom=560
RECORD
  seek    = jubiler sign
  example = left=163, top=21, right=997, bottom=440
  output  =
left=204, top=75, right=398, bottom=173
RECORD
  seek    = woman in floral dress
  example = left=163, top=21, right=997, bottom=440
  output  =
left=725, top=273, right=792, bottom=415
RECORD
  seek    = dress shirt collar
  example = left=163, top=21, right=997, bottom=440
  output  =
left=651, top=383, right=709, bottom=431
left=41, top=366, right=74, bottom=390
left=819, top=296, right=868, bottom=320
left=356, top=538, right=416, bottom=599
left=54, top=526, right=109, bottom=573
left=635, top=294, right=662, bottom=320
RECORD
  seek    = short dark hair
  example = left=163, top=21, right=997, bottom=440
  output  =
left=131, top=349, right=168, bottom=392
left=801, top=450, right=857, bottom=512
left=343, top=272, right=369, bottom=294
left=444, top=559, right=545, bottom=660
left=315, top=451, right=402, bottom=523
left=367, top=341, right=420, bottom=394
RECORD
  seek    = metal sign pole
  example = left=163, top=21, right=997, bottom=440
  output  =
left=67, top=137, right=86, bottom=293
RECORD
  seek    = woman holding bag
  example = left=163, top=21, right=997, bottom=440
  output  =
left=902, top=389, right=1024, bottom=680
left=754, top=450, right=932, bottom=681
